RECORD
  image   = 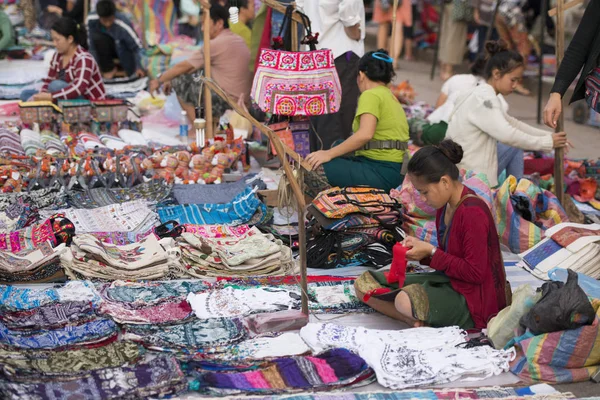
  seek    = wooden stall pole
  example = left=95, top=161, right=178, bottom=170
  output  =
left=536, top=0, right=547, bottom=125
left=203, top=78, right=310, bottom=315
left=430, top=1, right=446, bottom=80
left=84, top=0, right=89, bottom=23
left=140, top=0, right=147, bottom=49
left=484, top=0, right=501, bottom=45
left=548, top=0, right=584, bottom=17
left=389, top=0, right=399, bottom=67
left=289, top=5, right=309, bottom=317
left=552, top=0, right=566, bottom=205
left=202, top=2, right=214, bottom=139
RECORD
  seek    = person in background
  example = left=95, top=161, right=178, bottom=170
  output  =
left=298, top=0, right=365, bottom=151
left=446, top=41, right=567, bottom=187
left=148, top=4, right=251, bottom=126
left=372, top=0, right=412, bottom=69
left=495, top=0, right=532, bottom=95
left=228, top=0, right=254, bottom=48
left=438, top=0, right=468, bottom=81
left=39, top=0, right=87, bottom=28
left=471, top=0, right=499, bottom=57
left=409, top=55, right=495, bottom=146
left=403, top=0, right=419, bottom=61
left=305, top=50, right=409, bottom=194
left=86, top=0, right=145, bottom=80
left=20, top=17, right=106, bottom=101
left=543, top=0, right=599, bottom=129
left=0, top=7, right=16, bottom=52
left=355, top=140, right=507, bottom=330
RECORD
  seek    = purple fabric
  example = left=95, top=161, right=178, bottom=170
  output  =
left=321, top=348, right=368, bottom=379
left=274, top=358, right=311, bottom=388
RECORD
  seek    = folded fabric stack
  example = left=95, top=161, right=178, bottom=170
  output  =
left=0, top=242, right=66, bottom=284
left=40, top=199, right=159, bottom=234
left=187, top=279, right=370, bottom=319
left=158, top=187, right=267, bottom=226
left=66, top=180, right=173, bottom=209
left=178, top=226, right=294, bottom=277
left=61, top=234, right=184, bottom=281
left=187, top=348, right=375, bottom=396
left=307, top=187, right=404, bottom=269
left=518, top=222, right=600, bottom=279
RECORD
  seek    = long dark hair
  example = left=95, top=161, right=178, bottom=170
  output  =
left=407, top=140, right=463, bottom=183
left=51, top=17, right=88, bottom=49
left=483, top=40, right=524, bottom=79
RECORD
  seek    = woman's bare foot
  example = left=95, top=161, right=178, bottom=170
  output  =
left=102, top=67, right=118, bottom=80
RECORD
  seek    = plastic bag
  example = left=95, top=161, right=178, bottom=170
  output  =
left=520, top=269, right=596, bottom=335
left=487, top=284, right=541, bottom=350
left=163, top=93, right=183, bottom=122
left=549, top=268, right=600, bottom=300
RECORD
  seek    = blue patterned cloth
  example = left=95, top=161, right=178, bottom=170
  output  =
left=157, top=187, right=266, bottom=226
left=0, top=281, right=101, bottom=312
left=0, top=317, right=117, bottom=349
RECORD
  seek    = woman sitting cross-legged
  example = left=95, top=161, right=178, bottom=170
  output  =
left=355, top=140, right=508, bottom=330
left=304, top=49, right=409, bottom=196
left=20, top=17, right=106, bottom=102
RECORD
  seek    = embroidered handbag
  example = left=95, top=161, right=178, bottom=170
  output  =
left=584, top=67, right=600, bottom=114
left=251, top=9, right=341, bottom=116
left=312, top=187, right=402, bottom=219
left=0, top=214, right=74, bottom=253
left=267, top=120, right=295, bottom=157
left=18, top=101, right=62, bottom=124
left=92, top=100, right=129, bottom=123
left=452, top=0, right=474, bottom=22
left=58, top=99, right=93, bottom=124
left=289, top=119, right=311, bottom=158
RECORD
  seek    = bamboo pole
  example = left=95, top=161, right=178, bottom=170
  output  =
left=140, top=0, right=147, bottom=49
left=553, top=0, right=566, bottom=204
left=537, top=0, right=547, bottom=125
left=203, top=3, right=214, bottom=139
left=548, top=0, right=584, bottom=17
left=260, top=0, right=304, bottom=24
left=484, top=0, right=501, bottom=45
left=83, top=0, right=89, bottom=23
left=390, top=0, right=399, bottom=64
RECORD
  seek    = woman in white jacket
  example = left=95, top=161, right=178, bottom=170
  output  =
left=446, top=41, right=568, bottom=187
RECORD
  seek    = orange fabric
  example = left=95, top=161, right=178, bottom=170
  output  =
left=372, top=0, right=412, bottom=26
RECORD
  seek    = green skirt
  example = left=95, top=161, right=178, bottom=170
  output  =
left=323, top=156, right=403, bottom=192
left=356, top=270, right=474, bottom=329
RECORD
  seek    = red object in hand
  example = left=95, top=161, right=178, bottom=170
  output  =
left=387, top=242, right=408, bottom=286
left=363, top=287, right=391, bottom=302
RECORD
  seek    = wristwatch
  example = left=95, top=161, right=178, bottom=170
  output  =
left=431, top=247, right=437, bottom=257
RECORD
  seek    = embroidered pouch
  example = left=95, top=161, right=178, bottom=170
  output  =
left=18, top=101, right=61, bottom=124
left=58, top=99, right=93, bottom=124
left=585, top=67, right=600, bottom=114
left=252, top=48, right=342, bottom=116
left=92, top=100, right=129, bottom=123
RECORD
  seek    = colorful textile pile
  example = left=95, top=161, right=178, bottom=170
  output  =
left=510, top=298, right=600, bottom=383
left=300, top=323, right=515, bottom=390
left=187, top=279, right=370, bottom=319
left=178, top=226, right=294, bottom=277
left=0, top=242, right=66, bottom=284
left=307, top=187, right=404, bottom=269
left=188, top=348, right=375, bottom=396
left=494, top=176, right=568, bottom=254
left=61, top=234, right=184, bottom=281
left=518, top=222, right=600, bottom=279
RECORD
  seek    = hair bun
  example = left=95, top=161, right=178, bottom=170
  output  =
left=485, top=40, right=509, bottom=57
left=437, top=140, right=463, bottom=165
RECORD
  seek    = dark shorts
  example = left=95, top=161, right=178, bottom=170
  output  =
left=403, top=5, right=419, bottom=39
left=171, top=73, right=229, bottom=118
left=356, top=270, right=475, bottom=329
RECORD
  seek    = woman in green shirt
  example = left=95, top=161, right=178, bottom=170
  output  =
left=305, top=49, right=409, bottom=194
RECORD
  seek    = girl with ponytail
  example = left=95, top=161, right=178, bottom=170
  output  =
left=444, top=40, right=569, bottom=187
left=356, top=140, right=507, bottom=330
left=20, top=17, right=106, bottom=102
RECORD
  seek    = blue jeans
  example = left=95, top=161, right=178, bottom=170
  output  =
left=497, top=143, right=524, bottom=181
left=20, top=80, right=70, bottom=102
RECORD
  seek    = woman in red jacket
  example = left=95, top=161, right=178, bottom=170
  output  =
left=356, top=140, right=507, bottom=330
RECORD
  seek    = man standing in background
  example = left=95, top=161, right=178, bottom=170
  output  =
left=297, top=0, right=365, bottom=151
